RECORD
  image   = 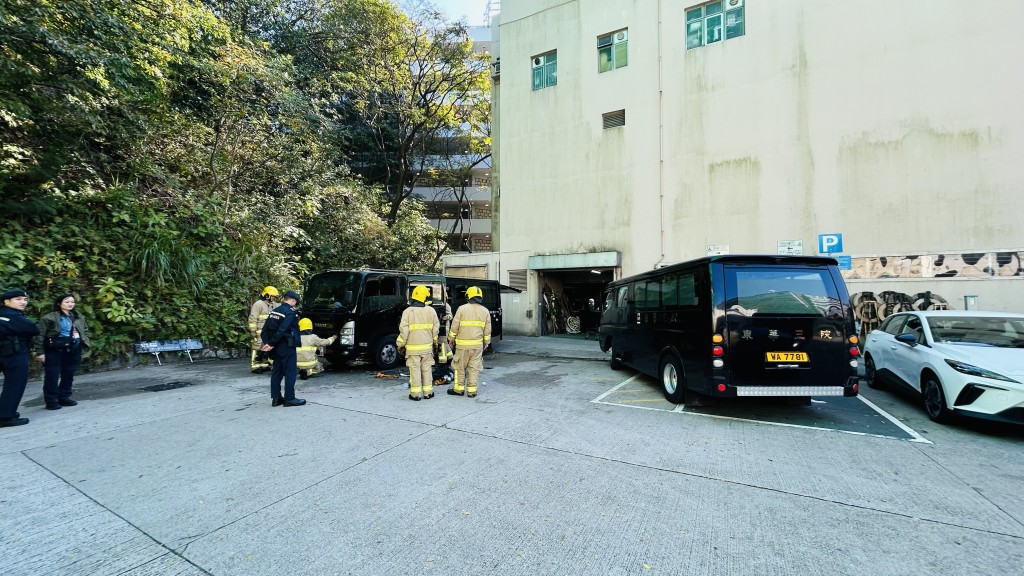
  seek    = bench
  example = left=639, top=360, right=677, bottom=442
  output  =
left=133, top=339, right=204, bottom=365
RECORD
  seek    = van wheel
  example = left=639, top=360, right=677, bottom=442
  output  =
left=609, top=343, right=623, bottom=370
left=373, top=335, right=401, bottom=371
left=660, top=355, right=686, bottom=404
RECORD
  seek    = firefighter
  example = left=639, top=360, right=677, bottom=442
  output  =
left=297, top=318, right=336, bottom=379
left=248, top=286, right=278, bottom=373
left=397, top=285, right=440, bottom=401
left=447, top=286, right=491, bottom=398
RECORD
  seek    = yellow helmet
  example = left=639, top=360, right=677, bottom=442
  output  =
left=261, top=286, right=280, bottom=298
left=298, top=318, right=313, bottom=331
left=466, top=286, right=483, bottom=300
left=411, top=285, right=431, bottom=303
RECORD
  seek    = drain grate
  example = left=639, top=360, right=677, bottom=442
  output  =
left=141, top=381, right=193, bottom=392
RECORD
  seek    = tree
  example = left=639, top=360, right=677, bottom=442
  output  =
left=325, top=0, right=492, bottom=226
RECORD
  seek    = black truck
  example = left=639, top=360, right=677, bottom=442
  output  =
left=301, top=270, right=515, bottom=370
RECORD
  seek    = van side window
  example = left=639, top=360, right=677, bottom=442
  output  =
left=636, top=281, right=660, bottom=310
left=678, top=273, right=697, bottom=306
left=616, top=286, right=629, bottom=308
left=662, top=272, right=698, bottom=307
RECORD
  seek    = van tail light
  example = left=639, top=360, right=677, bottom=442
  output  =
left=712, top=335, right=725, bottom=368
left=848, top=335, right=858, bottom=345
left=849, top=346, right=860, bottom=357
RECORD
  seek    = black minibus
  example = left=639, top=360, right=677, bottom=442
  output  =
left=598, top=255, right=860, bottom=404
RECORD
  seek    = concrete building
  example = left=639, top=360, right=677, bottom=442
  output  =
left=444, top=0, right=1024, bottom=337
left=412, top=26, right=495, bottom=255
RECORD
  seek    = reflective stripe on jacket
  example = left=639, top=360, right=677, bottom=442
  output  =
left=449, top=303, right=491, bottom=349
left=298, top=333, right=335, bottom=367
left=398, top=305, right=439, bottom=355
left=248, top=299, right=273, bottom=333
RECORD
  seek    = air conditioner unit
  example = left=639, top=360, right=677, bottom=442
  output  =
left=532, top=55, right=544, bottom=68
left=726, top=0, right=744, bottom=8
left=614, top=30, right=628, bottom=43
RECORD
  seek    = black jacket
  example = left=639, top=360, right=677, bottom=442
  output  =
left=0, top=306, right=40, bottom=357
left=261, top=302, right=300, bottom=349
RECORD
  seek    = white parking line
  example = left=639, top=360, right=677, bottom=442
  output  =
left=856, top=394, right=932, bottom=443
left=591, top=374, right=642, bottom=403
left=592, top=375, right=933, bottom=443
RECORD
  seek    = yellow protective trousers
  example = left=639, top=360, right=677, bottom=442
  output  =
left=406, top=352, right=435, bottom=398
left=452, top=347, right=483, bottom=395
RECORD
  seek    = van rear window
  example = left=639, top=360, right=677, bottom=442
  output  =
left=724, top=267, right=840, bottom=317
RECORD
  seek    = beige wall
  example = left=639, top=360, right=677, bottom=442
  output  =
left=473, top=0, right=1024, bottom=332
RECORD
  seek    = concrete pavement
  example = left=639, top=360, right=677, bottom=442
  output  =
left=1, top=337, right=1023, bottom=575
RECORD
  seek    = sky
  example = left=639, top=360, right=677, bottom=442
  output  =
left=431, top=0, right=490, bottom=25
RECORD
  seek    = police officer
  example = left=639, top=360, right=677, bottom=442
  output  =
left=248, top=286, right=278, bottom=372
left=447, top=286, right=491, bottom=398
left=260, top=290, right=305, bottom=407
left=1, top=289, right=40, bottom=427
left=397, top=285, right=440, bottom=401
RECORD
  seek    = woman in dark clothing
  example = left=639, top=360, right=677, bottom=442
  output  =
left=34, top=293, right=91, bottom=410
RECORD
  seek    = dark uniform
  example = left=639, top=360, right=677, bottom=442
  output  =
left=261, top=291, right=303, bottom=406
left=1, top=289, right=39, bottom=426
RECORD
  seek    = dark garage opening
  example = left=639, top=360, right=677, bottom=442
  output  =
left=537, top=268, right=615, bottom=337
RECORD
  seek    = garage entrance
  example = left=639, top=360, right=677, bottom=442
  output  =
left=538, top=268, right=614, bottom=337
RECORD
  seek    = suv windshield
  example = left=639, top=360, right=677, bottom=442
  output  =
left=724, top=267, right=842, bottom=317
left=304, top=272, right=362, bottom=309
left=928, top=316, right=1024, bottom=348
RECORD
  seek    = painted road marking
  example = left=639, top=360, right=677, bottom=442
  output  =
left=856, top=394, right=930, bottom=443
left=591, top=374, right=931, bottom=444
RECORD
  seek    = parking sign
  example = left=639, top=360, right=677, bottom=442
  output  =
left=818, top=233, right=843, bottom=254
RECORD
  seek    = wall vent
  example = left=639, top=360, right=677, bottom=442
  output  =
left=602, top=109, right=626, bottom=129
left=508, top=269, right=528, bottom=291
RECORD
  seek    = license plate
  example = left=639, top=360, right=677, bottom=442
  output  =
left=766, top=352, right=809, bottom=362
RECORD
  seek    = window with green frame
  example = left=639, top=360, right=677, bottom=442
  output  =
left=597, top=29, right=628, bottom=73
left=531, top=50, right=557, bottom=90
left=686, top=0, right=745, bottom=50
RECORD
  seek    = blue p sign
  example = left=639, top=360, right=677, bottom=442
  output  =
left=818, top=233, right=843, bottom=254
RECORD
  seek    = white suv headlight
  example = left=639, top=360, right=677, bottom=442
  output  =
left=944, top=359, right=1019, bottom=383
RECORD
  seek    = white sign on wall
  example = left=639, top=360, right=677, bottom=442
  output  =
left=707, top=244, right=730, bottom=256
left=777, top=240, right=804, bottom=255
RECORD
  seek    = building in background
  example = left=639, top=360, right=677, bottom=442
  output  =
left=412, top=25, right=494, bottom=256
left=446, top=0, right=1024, bottom=336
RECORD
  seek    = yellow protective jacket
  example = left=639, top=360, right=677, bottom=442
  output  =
left=449, top=302, right=491, bottom=350
left=248, top=299, right=274, bottom=337
left=397, top=303, right=439, bottom=356
left=298, top=332, right=335, bottom=368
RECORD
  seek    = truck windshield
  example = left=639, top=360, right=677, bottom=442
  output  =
left=304, top=272, right=362, bottom=309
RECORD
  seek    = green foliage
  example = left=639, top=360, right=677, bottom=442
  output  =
left=0, top=0, right=462, bottom=368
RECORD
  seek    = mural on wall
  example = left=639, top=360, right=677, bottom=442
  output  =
left=843, top=251, right=1024, bottom=279
left=841, top=251, right=1023, bottom=341
left=851, top=290, right=951, bottom=342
